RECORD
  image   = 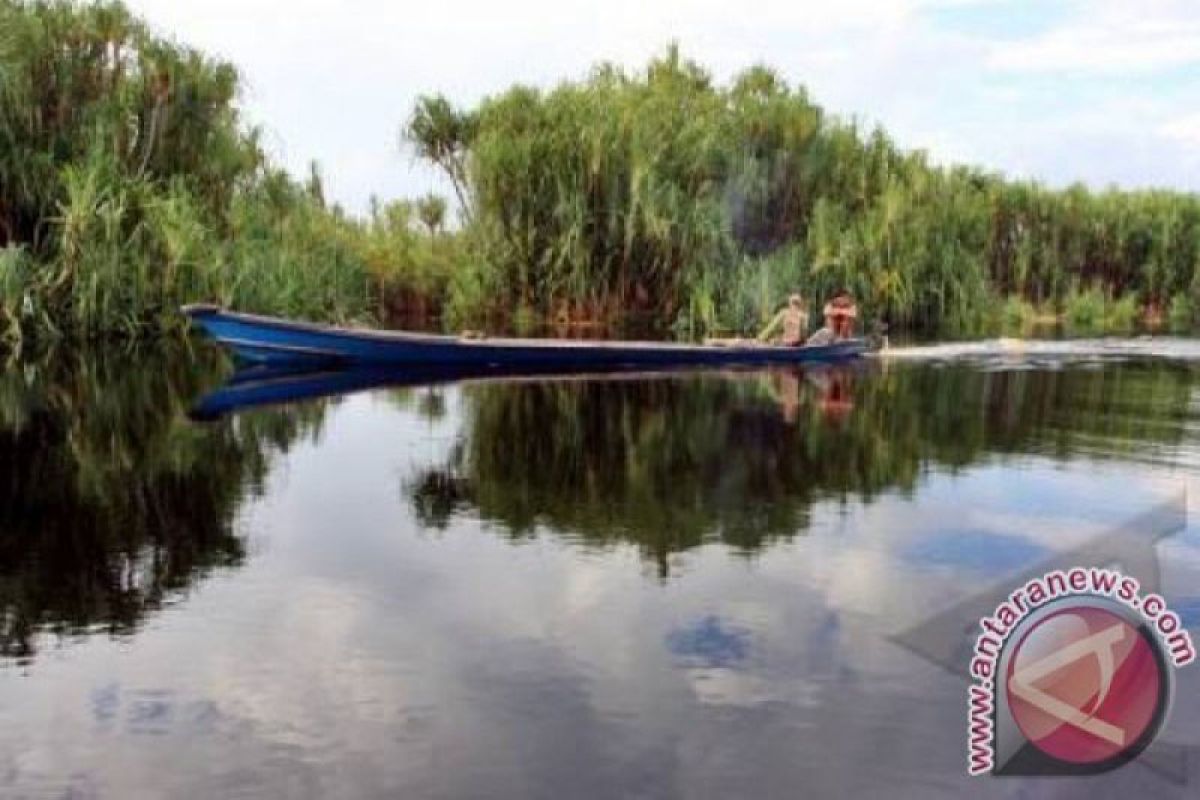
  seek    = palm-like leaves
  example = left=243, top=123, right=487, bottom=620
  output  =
left=411, top=47, right=1200, bottom=334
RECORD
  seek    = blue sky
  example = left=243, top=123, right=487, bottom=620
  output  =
left=126, top=0, right=1200, bottom=214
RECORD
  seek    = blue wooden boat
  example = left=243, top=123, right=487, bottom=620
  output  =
left=182, top=304, right=867, bottom=368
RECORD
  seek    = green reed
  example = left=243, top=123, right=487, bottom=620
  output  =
left=0, top=1, right=455, bottom=345
left=409, top=48, right=1200, bottom=335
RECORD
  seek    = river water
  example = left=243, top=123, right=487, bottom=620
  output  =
left=2, top=340, right=1199, bottom=798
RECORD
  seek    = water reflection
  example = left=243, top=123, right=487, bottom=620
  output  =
left=5, top=352, right=1198, bottom=662
left=666, top=616, right=752, bottom=668
left=411, top=360, right=1199, bottom=574
left=0, top=347, right=326, bottom=661
left=2, top=347, right=1199, bottom=797
left=409, top=366, right=890, bottom=575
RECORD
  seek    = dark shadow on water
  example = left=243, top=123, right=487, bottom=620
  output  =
left=409, top=366, right=874, bottom=578
left=407, top=359, right=1200, bottom=577
left=0, top=345, right=329, bottom=662
left=185, top=361, right=855, bottom=421
left=4, top=348, right=1199, bottom=660
left=189, top=356, right=1200, bottom=579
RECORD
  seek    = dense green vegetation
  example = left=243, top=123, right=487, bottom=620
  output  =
left=0, top=0, right=445, bottom=345
left=3, top=2, right=1199, bottom=343
left=410, top=47, right=1200, bottom=334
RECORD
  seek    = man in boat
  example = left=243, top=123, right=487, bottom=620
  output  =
left=757, top=293, right=809, bottom=346
left=806, top=288, right=858, bottom=345
left=826, top=288, right=858, bottom=339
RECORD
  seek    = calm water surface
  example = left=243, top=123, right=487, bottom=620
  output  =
left=2, top=341, right=1200, bottom=798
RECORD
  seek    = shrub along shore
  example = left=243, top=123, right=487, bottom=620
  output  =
left=2, top=1, right=1199, bottom=348
left=0, top=0, right=453, bottom=345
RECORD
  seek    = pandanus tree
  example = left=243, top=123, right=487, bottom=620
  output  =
left=0, top=0, right=382, bottom=342
left=404, top=95, right=476, bottom=222
left=0, top=0, right=259, bottom=251
left=405, top=46, right=1200, bottom=333
left=416, top=193, right=447, bottom=236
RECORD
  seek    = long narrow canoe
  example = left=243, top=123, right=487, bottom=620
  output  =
left=182, top=304, right=867, bottom=368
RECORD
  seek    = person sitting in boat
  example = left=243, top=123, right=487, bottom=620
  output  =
left=758, top=294, right=809, bottom=346
left=806, top=288, right=858, bottom=345
left=826, top=289, right=858, bottom=338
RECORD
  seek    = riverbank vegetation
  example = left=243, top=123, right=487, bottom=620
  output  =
left=0, top=0, right=446, bottom=345
left=3, top=1, right=1199, bottom=345
left=415, top=47, right=1200, bottom=335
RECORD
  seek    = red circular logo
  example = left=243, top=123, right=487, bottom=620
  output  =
left=1005, top=605, right=1165, bottom=765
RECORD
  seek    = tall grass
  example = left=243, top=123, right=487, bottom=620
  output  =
left=0, top=0, right=453, bottom=346
left=1062, top=287, right=1139, bottom=334
left=6, top=2, right=1200, bottom=342
left=1168, top=292, right=1196, bottom=331
left=409, top=48, right=1200, bottom=335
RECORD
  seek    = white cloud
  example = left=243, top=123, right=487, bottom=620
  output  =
left=1159, top=114, right=1200, bottom=171
left=987, top=0, right=1200, bottom=73
left=120, top=0, right=1200, bottom=211
left=989, top=21, right=1200, bottom=73
left=1161, top=113, right=1200, bottom=149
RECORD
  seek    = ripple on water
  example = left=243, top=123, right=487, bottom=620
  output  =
left=877, top=336, right=1200, bottom=368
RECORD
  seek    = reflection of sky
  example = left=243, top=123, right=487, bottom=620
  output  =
left=901, top=530, right=1049, bottom=572
left=2, top=381, right=1200, bottom=798
left=1170, top=597, right=1200, bottom=629
left=665, top=616, right=751, bottom=669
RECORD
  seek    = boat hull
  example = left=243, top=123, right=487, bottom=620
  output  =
left=182, top=305, right=867, bottom=368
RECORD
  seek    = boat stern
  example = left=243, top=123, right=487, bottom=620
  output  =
left=181, top=303, right=222, bottom=319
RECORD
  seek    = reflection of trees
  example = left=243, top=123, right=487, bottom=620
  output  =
left=410, top=367, right=908, bottom=575
left=410, top=362, right=1197, bottom=575
left=896, top=362, right=1197, bottom=467
left=0, top=347, right=327, bottom=661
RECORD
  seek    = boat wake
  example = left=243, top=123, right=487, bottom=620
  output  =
left=874, top=337, right=1200, bottom=368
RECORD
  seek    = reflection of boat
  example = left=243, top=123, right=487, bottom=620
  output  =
left=182, top=305, right=867, bottom=368
left=190, top=362, right=864, bottom=421
left=191, top=364, right=603, bottom=420
left=189, top=364, right=434, bottom=420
